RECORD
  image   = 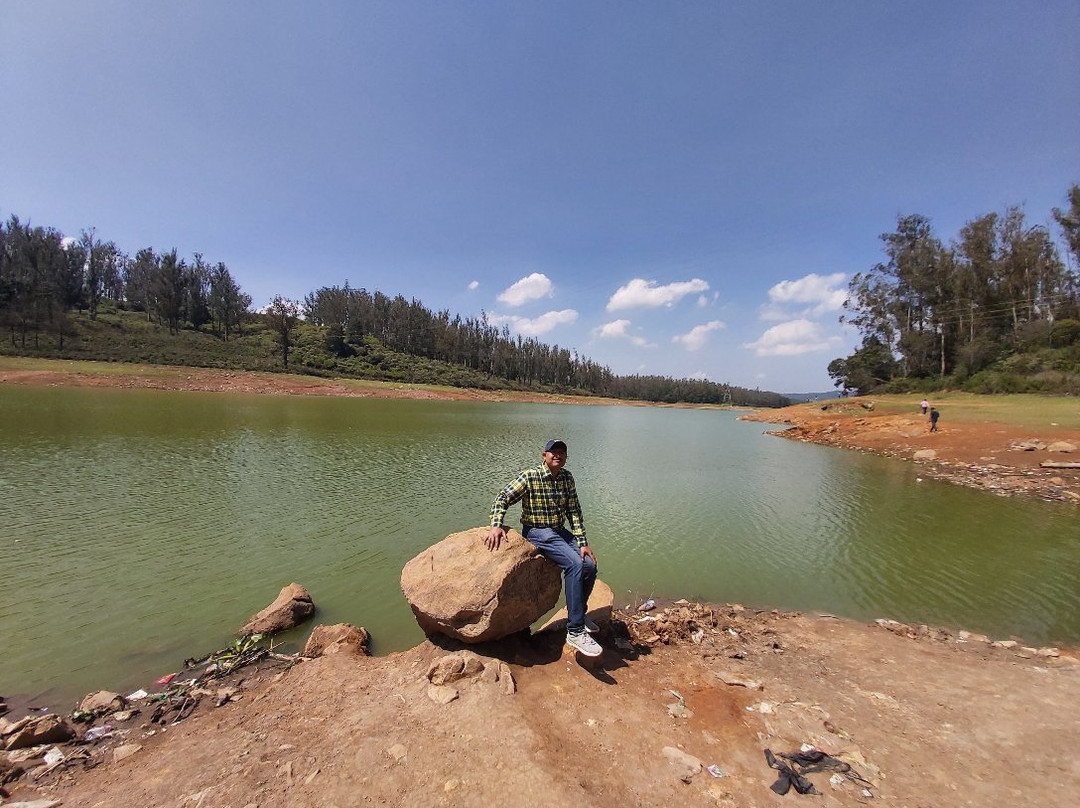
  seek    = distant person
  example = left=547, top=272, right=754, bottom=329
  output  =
left=485, top=439, right=602, bottom=657
left=929, top=407, right=940, bottom=432
left=920, top=399, right=929, bottom=415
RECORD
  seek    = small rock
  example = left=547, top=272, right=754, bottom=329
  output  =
left=4, top=714, right=75, bottom=751
left=499, top=662, right=516, bottom=695
left=991, top=640, right=1019, bottom=649
left=426, top=684, right=460, bottom=705
left=78, top=690, right=126, bottom=714
left=240, top=583, right=315, bottom=636
left=426, top=652, right=485, bottom=686
left=913, top=449, right=937, bottom=460
left=662, top=746, right=702, bottom=781
left=444, top=779, right=460, bottom=792
left=667, top=702, right=693, bottom=719
left=1047, top=441, right=1077, bottom=453
left=1035, top=647, right=1060, bottom=658
left=113, top=743, right=142, bottom=763
left=302, top=623, right=371, bottom=658
left=957, top=630, right=990, bottom=643
left=387, top=743, right=408, bottom=762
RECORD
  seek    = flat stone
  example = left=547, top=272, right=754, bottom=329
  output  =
left=112, top=743, right=142, bottom=763
left=426, top=684, right=460, bottom=705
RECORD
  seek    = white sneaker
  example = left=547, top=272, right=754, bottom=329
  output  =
left=567, top=630, right=603, bottom=657
left=584, top=617, right=600, bottom=634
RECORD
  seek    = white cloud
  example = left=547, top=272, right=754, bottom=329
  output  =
left=672, top=320, right=725, bottom=351
left=468, top=280, right=479, bottom=290
left=606, top=278, right=709, bottom=311
left=488, top=309, right=578, bottom=337
left=743, top=319, right=843, bottom=356
left=763, top=272, right=847, bottom=319
left=497, top=272, right=553, bottom=307
left=593, top=319, right=655, bottom=348
left=689, top=370, right=709, bottom=381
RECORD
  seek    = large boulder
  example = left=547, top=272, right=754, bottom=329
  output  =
left=401, top=527, right=561, bottom=642
left=239, top=583, right=315, bottom=636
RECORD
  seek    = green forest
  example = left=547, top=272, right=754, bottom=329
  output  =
left=0, top=212, right=787, bottom=408
left=831, top=184, right=1080, bottom=395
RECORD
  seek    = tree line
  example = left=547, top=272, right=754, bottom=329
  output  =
left=0, top=215, right=251, bottom=348
left=301, top=283, right=787, bottom=406
left=0, top=212, right=786, bottom=407
left=830, top=184, right=1080, bottom=394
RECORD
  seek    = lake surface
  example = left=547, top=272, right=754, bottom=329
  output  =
left=2, top=385, right=1079, bottom=705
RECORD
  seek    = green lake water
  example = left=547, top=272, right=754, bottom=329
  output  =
left=2, top=385, right=1079, bottom=706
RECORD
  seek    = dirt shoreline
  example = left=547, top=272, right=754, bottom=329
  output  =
left=4, top=603, right=1077, bottom=808
left=741, top=399, right=1080, bottom=504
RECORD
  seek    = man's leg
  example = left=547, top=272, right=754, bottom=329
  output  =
left=523, top=526, right=597, bottom=632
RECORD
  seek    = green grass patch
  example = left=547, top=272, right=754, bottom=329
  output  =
left=843, top=393, right=1080, bottom=430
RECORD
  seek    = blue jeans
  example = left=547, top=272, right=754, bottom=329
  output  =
left=523, top=526, right=596, bottom=633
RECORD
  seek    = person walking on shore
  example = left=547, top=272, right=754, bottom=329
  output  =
left=485, top=439, right=602, bottom=657
left=920, top=399, right=929, bottom=415
left=929, top=407, right=940, bottom=432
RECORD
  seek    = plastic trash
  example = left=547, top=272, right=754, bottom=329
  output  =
left=706, top=764, right=725, bottom=778
left=44, top=747, right=65, bottom=766
left=154, top=673, right=177, bottom=686
left=638, top=599, right=656, bottom=612
left=127, top=689, right=149, bottom=700
left=84, top=725, right=113, bottom=741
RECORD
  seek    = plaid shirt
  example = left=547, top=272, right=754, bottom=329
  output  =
left=490, top=463, right=587, bottom=547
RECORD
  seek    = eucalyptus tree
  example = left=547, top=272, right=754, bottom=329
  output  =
left=267, top=296, right=301, bottom=367
left=123, top=248, right=159, bottom=321
left=154, top=249, right=186, bottom=334
left=208, top=262, right=250, bottom=341
left=843, top=214, right=952, bottom=379
left=1053, top=184, right=1080, bottom=271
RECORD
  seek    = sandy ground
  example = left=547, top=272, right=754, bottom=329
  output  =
left=741, top=400, right=1080, bottom=504
left=4, top=605, right=1077, bottom=808
left=3, top=364, right=1080, bottom=807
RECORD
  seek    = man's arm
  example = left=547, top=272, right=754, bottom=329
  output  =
left=486, top=471, right=529, bottom=550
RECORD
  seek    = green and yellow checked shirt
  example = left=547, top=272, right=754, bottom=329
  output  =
left=490, top=463, right=588, bottom=547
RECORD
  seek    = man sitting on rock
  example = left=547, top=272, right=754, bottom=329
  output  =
left=485, top=439, right=603, bottom=657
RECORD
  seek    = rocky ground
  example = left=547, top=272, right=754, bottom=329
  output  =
left=3, top=364, right=1079, bottom=806
left=2, top=602, right=1077, bottom=808
left=741, top=399, right=1080, bottom=504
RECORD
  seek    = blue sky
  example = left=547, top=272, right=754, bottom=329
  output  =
left=3, top=2, right=1077, bottom=393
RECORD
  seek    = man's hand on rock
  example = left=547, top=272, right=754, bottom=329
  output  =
left=486, top=526, right=506, bottom=551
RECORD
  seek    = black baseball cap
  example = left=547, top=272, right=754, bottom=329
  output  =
left=543, top=439, right=567, bottom=453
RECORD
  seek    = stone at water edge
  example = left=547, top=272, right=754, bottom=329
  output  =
left=302, top=623, right=371, bottom=658
left=400, top=527, right=562, bottom=643
left=239, top=582, right=315, bottom=636
left=78, top=690, right=126, bottom=714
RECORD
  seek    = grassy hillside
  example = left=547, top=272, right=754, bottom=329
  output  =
left=0, top=303, right=582, bottom=394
